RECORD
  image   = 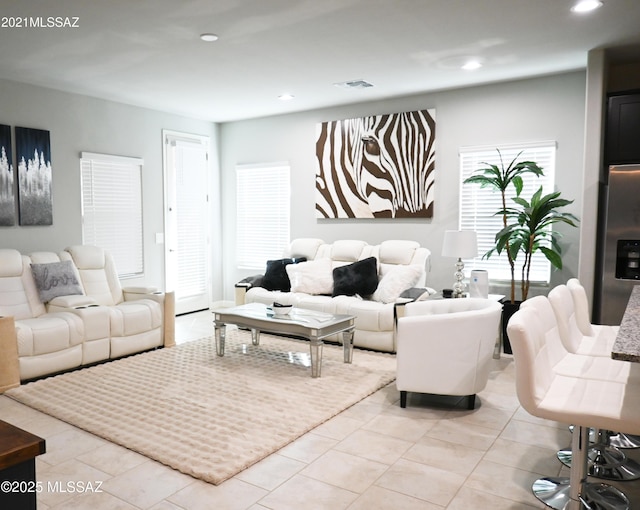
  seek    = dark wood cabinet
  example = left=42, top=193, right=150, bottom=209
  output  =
left=606, top=91, right=640, bottom=164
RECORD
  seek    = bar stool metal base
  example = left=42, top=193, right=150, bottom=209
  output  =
left=608, top=432, right=640, bottom=450
left=569, top=427, right=640, bottom=450
left=557, top=444, right=640, bottom=481
left=532, top=477, right=629, bottom=510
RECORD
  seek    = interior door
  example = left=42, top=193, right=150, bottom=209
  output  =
left=163, top=130, right=210, bottom=315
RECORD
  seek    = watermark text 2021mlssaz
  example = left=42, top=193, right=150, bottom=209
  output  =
left=1, top=16, right=80, bottom=28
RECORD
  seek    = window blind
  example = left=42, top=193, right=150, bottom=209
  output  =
left=236, top=163, right=290, bottom=270
left=459, top=141, right=556, bottom=283
left=80, top=152, right=144, bottom=278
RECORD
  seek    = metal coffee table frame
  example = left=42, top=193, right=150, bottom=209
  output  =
left=212, top=303, right=355, bottom=378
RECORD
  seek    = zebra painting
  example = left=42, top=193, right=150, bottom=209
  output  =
left=315, top=109, right=435, bottom=218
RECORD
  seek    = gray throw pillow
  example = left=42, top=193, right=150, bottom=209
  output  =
left=30, top=260, right=84, bottom=303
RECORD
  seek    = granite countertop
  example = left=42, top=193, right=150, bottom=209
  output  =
left=612, top=285, right=640, bottom=362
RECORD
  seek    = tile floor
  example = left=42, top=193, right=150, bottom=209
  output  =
left=1, top=310, right=639, bottom=509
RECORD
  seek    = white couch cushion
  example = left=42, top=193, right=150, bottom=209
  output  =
left=108, top=301, right=162, bottom=337
left=64, top=246, right=123, bottom=305
left=378, top=240, right=420, bottom=265
left=330, top=240, right=368, bottom=263
left=285, top=238, right=324, bottom=260
left=0, top=249, right=23, bottom=277
left=16, top=314, right=84, bottom=356
left=286, top=259, right=333, bottom=295
left=373, top=264, right=424, bottom=303
left=0, top=252, right=45, bottom=320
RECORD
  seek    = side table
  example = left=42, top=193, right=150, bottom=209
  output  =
left=0, top=316, right=20, bottom=393
left=0, top=420, right=46, bottom=510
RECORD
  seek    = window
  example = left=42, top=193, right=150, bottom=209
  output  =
left=80, top=152, right=144, bottom=278
left=459, top=141, right=556, bottom=283
left=236, top=163, right=290, bottom=270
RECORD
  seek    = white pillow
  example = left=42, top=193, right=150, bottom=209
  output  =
left=373, top=264, right=424, bottom=303
left=286, top=259, right=333, bottom=295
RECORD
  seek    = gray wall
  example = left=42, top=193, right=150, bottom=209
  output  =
left=220, top=71, right=587, bottom=300
left=0, top=70, right=588, bottom=305
left=0, top=78, right=220, bottom=294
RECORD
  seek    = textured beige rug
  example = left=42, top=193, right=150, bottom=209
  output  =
left=7, top=330, right=396, bottom=485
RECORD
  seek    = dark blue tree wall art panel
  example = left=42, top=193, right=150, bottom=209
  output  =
left=315, top=109, right=436, bottom=219
left=0, top=124, right=15, bottom=226
left=15, top=126, right=53, bottom=226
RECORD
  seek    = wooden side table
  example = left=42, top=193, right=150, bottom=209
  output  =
left=0, top=316, right=20, bottom=393
left=0, top=420, right=46, bottom=510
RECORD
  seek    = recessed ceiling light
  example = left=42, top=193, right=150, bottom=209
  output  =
left=571, top=0, right=603, bottom=13
left=200, top=33, right=219, bottom=42
left=462, top=60, right=482, bottom=71
left=278, top=94, right=295, bottom=101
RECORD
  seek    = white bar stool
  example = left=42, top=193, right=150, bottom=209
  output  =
left=547, top=285, right=640, bottom=481
left=507, top=302, right=640, bottom=510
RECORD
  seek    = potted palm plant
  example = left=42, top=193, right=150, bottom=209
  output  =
left=463, top=149, right=578, bottom=353
left=463, top=149, right=544, bottom=303
left=495, top=186, right=579, bottom=301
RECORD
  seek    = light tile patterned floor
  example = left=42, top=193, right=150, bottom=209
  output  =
left=2, top=310, right=639, bottom=509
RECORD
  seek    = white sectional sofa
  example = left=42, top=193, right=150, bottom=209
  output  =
left=235, top=239, right=433, bottom=353
left=0, top=246, right=175, bottom=386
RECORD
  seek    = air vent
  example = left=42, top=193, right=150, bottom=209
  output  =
left=334, top=79, right=374, bottom=90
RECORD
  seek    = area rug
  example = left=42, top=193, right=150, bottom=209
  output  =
left=7, top=330, right=396, bottom=485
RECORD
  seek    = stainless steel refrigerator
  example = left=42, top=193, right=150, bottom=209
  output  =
left=594, top=164, right=640, bottom=325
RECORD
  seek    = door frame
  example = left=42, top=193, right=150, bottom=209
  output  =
left=162, top=129, right=211, bottom=314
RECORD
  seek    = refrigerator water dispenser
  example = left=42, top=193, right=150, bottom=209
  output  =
left=616, top=240, right=640, bottom=280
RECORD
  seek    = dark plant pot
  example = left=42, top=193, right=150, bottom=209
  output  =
left=500, top=299, right=522, bottom=355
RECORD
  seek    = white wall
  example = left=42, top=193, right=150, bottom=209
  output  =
left=220, top=71, right=587, bottom=300
left=0, top=78, right=221, bottom=296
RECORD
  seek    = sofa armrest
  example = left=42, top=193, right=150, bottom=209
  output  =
left=48, top=294, right=98, bottom=309
left=122, top=288, right=176, bottom=348
left=122, top=285, right=160, bottom=295
left=0, top=316, right=20, bottom=392
left=235, top=275, right=264, bottom=305
left=236, top=275, right=264, bottom=289
left=398, top=287, right=437, bottom=302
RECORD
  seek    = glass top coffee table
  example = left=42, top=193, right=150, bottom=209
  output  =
left=211, top=303, right=355, bottom=377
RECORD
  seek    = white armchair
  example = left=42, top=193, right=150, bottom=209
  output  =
left=396, top=298, right=502, bottom=409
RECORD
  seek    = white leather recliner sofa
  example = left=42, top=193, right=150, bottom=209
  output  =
left=235, top=238, right=433, bottom=353
left=0, top=246, right=175, bottom=386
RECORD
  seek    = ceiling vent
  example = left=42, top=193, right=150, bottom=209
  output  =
left=334, top=79, right=374, bottom=90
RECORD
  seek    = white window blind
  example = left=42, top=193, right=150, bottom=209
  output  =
left=459, top=142, right=556, bottom=283
left=236, top=163, right=290, bottom=270
left=80, top=152, right=144, bottom=278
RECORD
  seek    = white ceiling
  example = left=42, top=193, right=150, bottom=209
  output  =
left=1, top=0, right=639, bottom=123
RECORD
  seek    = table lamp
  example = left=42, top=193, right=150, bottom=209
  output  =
left=442, top=230, right=478, bottom=298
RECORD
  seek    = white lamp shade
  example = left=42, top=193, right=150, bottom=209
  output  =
left=442, top=230, right=478, bottom=259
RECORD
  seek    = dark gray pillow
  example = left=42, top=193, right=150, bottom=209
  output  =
left=262, top=257, right=306, bottom=292
left=30, top=260, right=84, bottom=303
left=332, top=257, right=379, bottom=297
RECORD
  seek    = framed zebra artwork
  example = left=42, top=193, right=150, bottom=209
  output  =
left=315, top=109, right=435, bottom=219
